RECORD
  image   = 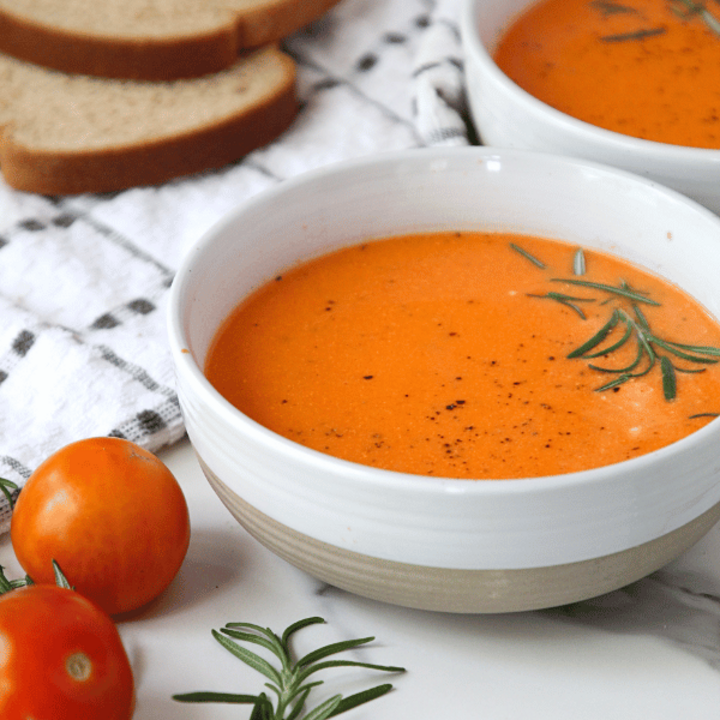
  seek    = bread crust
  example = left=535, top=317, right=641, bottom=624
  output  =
left=0, top=12, right=238, bottom=81
left=0, top=52, right=298, bottom=195
left=0, top=0, right=341, bottom=80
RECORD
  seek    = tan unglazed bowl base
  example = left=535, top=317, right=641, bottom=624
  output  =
left=199, top=457, right=720, bottom=614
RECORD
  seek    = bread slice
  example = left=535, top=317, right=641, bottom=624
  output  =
left=0, top=0, right=340, bottom=80
left=0, top=45, right=297, bottom=195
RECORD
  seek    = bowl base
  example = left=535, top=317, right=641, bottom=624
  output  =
left=199, top=457, right=720, bottom=613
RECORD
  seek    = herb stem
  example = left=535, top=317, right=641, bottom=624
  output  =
left=513, top=241, right=720, bottom=402
left=551, top=278, right=661, bottom=305
left=600, top=27, right=666, bottom=41
left=174, top=617, right=405, bottom=720
left=510, top=243, right=546, bottom=268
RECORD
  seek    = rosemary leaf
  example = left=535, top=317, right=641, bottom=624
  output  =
left=650, top=337, right=720, bottom=364
left=527, top=291, right=595, bottom=319
left=287, top=686, right=314, bottom=720
left=281, top=616, right=326, bottom=648
left=661, top=356, right=678, bottom=400
left=590, top=0, right=637, bottom=15
left=211, top=630, right=284, bottom=686
left=595, top=374, right=632, bottom=392
left=600, top=27, right=666, bottom=41
left=573, top=248, right=586, bottom=275
left=329, top=684, right=395, bottom=718
left=557, top=300, right=589, bottom=319
left=567, top=309, right=620, bottom=358
left=221, top=626, right=287, bottom=660
left=172, top=692, right=259, bottom=704
left=636, top=328, right=657, bottom=368
left=588, top=339, right=646, bottom=373
left=303, top=695, right=344, bottom=720
left=510, top=243, right=545, bottom=268
left=250, top=693, right=275, bottom=720
left=298, top=659, right=407, bottom=684
left=632, top=303, right=650, bottom=330
left=651, top=338, right=720, bottom=356
left=552, top=278, right=661, bottom=305
left=297, top=636, right=375, bottom=668
left=673, top=0, right=720, bottom=36
left=582, top=315, right=634, bottom=358
left=546, top=292, right=594, bottom=303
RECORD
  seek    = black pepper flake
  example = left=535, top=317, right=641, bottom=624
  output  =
left=363, top=375, right=374, bottom=380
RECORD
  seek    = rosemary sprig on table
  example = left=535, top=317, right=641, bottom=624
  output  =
left=512, top=243, right=720, bottom=400
left=173, top=616, right=405, bottom=720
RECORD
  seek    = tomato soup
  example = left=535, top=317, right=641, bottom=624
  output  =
left=205, top=232, right=720, bottom=479
left=493, top=0, right=720, bottom=148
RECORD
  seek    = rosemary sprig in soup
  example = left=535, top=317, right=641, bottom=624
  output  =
left=514, top=243, right=720, bottom=401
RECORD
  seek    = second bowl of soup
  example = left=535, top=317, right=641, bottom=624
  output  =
left=461, top=0, right=720, bottom=215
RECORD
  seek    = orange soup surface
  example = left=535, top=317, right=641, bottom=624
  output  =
left=493, top=0, right=720, bottom=148
left=205, top=232, right=720, bottom=479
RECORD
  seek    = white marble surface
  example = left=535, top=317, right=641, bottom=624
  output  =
left=4, top=436, right=720, bottom=718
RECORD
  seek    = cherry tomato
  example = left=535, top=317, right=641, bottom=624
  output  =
left=10, top=437, right=191, bottom=615
left=0, top=584, right=134, bottom=719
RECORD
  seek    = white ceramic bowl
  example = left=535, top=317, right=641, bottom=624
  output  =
left=461, top=0, right=720, bottom=216
left=168, top=147, right=720, bottom=613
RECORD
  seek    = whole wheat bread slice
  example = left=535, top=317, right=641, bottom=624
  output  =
left=0, top=0, right=340, bottom=80
left=0, top=45, right=297, bottom=195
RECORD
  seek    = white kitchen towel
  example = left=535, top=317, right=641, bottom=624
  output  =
left=0, top=0, right=471, bottom=532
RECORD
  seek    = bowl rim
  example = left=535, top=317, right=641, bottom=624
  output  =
left=167, top=145, right=720, bottom=499
left=460, top=0, right=720, bottom=165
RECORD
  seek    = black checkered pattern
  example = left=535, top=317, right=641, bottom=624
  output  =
left=0, top=0, right=470, bottom=531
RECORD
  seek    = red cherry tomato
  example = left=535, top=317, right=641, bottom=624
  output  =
left=0, top=584, right=134, bottom=719
left=10, top=437, right=191, bottom=615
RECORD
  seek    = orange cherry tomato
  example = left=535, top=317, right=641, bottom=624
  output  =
left=10, top=437, right=191, bottom=615
left=0, top=584, right=134, bottom=719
